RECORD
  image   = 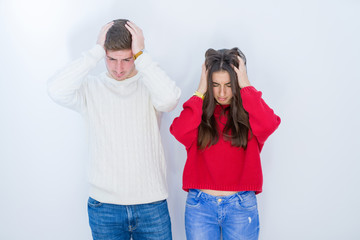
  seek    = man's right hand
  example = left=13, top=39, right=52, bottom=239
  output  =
left=96, top=21, right=114, bottom=48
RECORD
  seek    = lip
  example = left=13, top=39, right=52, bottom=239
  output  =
left=218, top=98, right=227, bottom=102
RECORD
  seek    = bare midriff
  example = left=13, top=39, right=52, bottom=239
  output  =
left=200, top=189, right=239, bottom=196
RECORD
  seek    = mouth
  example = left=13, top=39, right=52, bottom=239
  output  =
left=114, top=72, right=125, bottom=79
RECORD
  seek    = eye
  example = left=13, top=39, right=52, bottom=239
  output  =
left=212, top=82, right=220, bottom=87
left=225, top=83, right=231, bottom=87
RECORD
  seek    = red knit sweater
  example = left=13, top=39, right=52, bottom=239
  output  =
left=170, top=86, right=281, bottom=194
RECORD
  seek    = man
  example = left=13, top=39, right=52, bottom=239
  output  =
left=48, top=19, right=181, bottom=240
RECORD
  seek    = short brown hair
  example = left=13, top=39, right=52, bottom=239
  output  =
left=104, top=19, right=132, bottom=51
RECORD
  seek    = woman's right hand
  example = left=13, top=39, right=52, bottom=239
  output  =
left=197, top=63, right=207, bottom=95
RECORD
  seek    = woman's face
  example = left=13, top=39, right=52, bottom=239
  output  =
left=211, top=70, right=233, bottom=105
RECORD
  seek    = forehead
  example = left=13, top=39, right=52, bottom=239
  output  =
left=212, top=71, right=231, bottom=83
left=106, top=49, right=133, bottom=59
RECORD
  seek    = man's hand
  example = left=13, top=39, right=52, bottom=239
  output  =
left=125, top=21, right=145, bottom=55
left=234, top=56, right=251, bottom=88
left=197, top=63, right=208, bottom=95
left=97, top=21, right=114, bottom=48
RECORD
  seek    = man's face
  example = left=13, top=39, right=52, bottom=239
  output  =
left=105, top=49, right=137, bottom=81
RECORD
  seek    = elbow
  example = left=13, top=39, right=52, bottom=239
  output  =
left=155, top=100, right=179, bottom=112
left=265, top=115, right=281, bottom=135
left=154, top=90, right=181, bottom=112
left=252, top=115, right=281, bottom=143
left=47, top=81, right=59, bottom=102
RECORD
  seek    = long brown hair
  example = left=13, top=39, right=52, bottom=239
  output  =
left=197, top=48, right=251, bottom=149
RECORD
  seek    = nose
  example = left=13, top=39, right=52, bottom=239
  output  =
left=219, top=85, right=226, bottom=96
left=115, top=62, right=124, bottom=73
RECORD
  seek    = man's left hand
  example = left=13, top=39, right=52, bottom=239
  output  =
left=125, top=21, right=145, bottom=55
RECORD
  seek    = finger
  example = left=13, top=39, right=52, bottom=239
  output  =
left=125, top=23, right=135, bottom=35
left=231, top=63, right=239, bottom=73
left=237, top=56, right=245, bottom=66
left=104, top=21, right=114, bottom=29
left=127, top=21, right=140, bottom=32
left=126, top=21, right=138, bottom=33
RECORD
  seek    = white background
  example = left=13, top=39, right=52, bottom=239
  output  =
left=1, top=0, right=359, bottom=239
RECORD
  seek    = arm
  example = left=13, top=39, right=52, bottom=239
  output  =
left=170, top=96, right=203, bottom=149
left=234, top=57, right=281, bottom=144
left=170, top=64, right=207, bottom=148
left=241, top=87, right=281, bottom=144
left=47, top=22, right=113, bottom=112
left=125, top=21, right=181, bottom=112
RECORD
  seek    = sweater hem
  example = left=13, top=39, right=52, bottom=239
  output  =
left=89, top=185, right=168, bottom=205
left=182, top=184, right=263, bottom=195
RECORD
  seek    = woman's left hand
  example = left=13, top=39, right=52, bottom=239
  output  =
left=233, top=56, right=251, bottom=88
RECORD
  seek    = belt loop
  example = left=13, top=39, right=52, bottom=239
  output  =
left=196, top=190, right=202, bottom=199
left=237, top=192, right=244, bottom=202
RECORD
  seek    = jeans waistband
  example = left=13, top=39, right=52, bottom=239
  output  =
left=189, top=189, right=252, bottom=203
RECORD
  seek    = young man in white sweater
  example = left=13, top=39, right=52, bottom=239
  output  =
left=48, top=19, right=181, bottom=240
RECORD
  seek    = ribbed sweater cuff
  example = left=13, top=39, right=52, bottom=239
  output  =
left=240, top=86, right=257, bottom=94
left=189, top=95, right=204, bottom=104
left=134, top=52, right=152, bottom=70
left=85, top=45, right=105, bottom=64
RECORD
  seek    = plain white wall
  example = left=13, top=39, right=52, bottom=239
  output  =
left=1, top=0, right=359, bottom=239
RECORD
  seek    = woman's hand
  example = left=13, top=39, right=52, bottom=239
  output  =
left=197, top=63, right=207, bottom=95
left=234, top=56, right=251, bottom=88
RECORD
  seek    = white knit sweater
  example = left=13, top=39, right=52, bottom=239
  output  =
left=48, top=45, right=181, bottom=205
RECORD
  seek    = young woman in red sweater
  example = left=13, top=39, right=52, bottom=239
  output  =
left=170, top=48, right=281, bottom=240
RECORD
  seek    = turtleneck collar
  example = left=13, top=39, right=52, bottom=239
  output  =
left=102, top=71, right=141, bottom=87
left=214, top=104, right=230, bottom=116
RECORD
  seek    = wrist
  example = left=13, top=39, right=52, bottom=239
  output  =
left=238, top=75, right=251, bottom=88
left=196, top=87, right=206, bottom=95
left=194, top=91, right=205, bottom=100
left=133, top=50, right=144, bottom=60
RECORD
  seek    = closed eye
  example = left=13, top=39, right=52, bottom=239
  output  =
left=123, top=57, right=133, bottom=62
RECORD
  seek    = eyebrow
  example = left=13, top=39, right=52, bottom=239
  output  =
left=212, top=81, right=231, bottom=84
left=106, top=56, right=133, bottom=61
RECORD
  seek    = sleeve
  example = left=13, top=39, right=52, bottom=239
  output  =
left=240, top=86, right=281, bottom=144
left=47, top=44, right=105, bottom=112
left=135, top=52, right=181, bottom=112
left=170, top=96, right=203, bottom=149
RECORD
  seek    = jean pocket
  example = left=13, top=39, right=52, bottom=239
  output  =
left=235, top=192, right=257, bottom=211
left=88, top=197, right=103, bottom=208
left=186, top=191, right=201, bottom=208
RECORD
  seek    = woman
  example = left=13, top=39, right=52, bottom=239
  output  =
left=170, top=48, right=281, bottom=240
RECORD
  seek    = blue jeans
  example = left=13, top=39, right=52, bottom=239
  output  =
left=87, top=197, right=172, bottom=240
left=185, top=189, right=259, bottom=240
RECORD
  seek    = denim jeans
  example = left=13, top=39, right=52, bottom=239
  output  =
left=185, top=189, right=259, bottom=240
left=87, top=197, right=172, bottom=240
